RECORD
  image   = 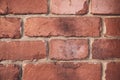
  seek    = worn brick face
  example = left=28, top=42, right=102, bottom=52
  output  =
left=0, top=41, right=46, bottom=60
left=92, top=39, right=120, bottom=59
left=23, top=62, right=102, bottom=80
left=91, top=0, right=120, bottom=14
left=0, top=65, right=19, bottom=80
left=25, top=17, right=101, bottom=37
left=51, top=0, right=88, bottom=14
left=106, top=62, right=120, bottom=80
left=8, top=0, right=48, bottom=14
left=105, top=18, right=120, bottom=37
left=49, top=39, right=88, bottom=60
left=0, top=0, right=48, bottom=14
left=0, top=17, right=21, bottom=38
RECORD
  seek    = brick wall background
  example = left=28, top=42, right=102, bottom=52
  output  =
left=0, top=0, right=120, bottom=80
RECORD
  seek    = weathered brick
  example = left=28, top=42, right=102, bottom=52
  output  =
left=92, top=39, right=120, bottom=59
left=49, top=39, right=88, bottom=60
left=0, top=17, right=21, bottom=38
left=0, top=64, right=19, bottom=80
left=0, top=0, right=48, bottom=14
left=0, top=41, right=46, bottom=60
left=51, top=0, right=88, bottom=14
left=106, top=62, right=120, bottom=80
left=23, top=62, right=101, bottom=80
left=25, top=17, right=101, bottom=37
left=105, top=18, right=120, bottom=37
left=91, top=0, right=120, bottom=14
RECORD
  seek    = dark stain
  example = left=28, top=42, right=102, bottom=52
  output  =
left=6, top=1, right=9, bottom=14
left=62, top=63, right=80, bottom=69
left=56, top=63, right=80, bottom=80
left=64, top=53, right=68, bottom=58
left=69, top=0, right=72, bottom=6
left=1, top=34, right=9, bottom=38
left=118, top=26, right=120, bottom=32
left=70, top=51, right=74, bottom=57
left=53, top=62, right=57, bottom=65
left=55, top=18, right=76, bottom=36
left=57, top=70, right=79, bottom=80
left=76, top=1, right=88, bottom=14
left=93, top=46, right=120, bottom=59
left=51, top=63, right=81, bottom=80
left=92, top=47, right=104, bottom=59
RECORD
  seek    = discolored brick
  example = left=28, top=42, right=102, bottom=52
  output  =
left=51, top=0, right=88, bottom=14
left=23, top=62, right=101, bottom=80
left=7, top=0, right=48, bottom=14
left=49, top=39, right=88, bottom=60
left=0, top=64, right=20, bottom=80
left=106, top=62, right=120, bottom=80
left=105, top=18, right=120, bottom=37
left=25, top=17, right=101, bottom=37
left=0, top=41, right=46, bottom=60
left=91, top=0, right=120, bottom=14
left=92, top=39, right=120, bottom=59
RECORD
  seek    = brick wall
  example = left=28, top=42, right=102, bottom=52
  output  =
left=0, top=0, right=120, bottom=80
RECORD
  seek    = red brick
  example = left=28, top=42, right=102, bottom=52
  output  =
left=7, top=0, right=48, bottom=14
left=23, top=62, right=101, bottom=80
left=92, top=39, right=120, bottom=59
left=106, top=62, right=120, bottom=80
left=0, top=64, right=19, bottom=80
left=0, top=0, right=7, bottom=14
left=105, top=18, right=120, bottom=37
left=91, top=0, right=120, bottom=14
left=0, top=17, right=21, bottom=38
left=49, top=39, right=88, bottom=60
left=51, top=0, right=88, bottom=14
left=25, top=17, right=101, bottom=37
left=0, top=41, right=46, bottom=60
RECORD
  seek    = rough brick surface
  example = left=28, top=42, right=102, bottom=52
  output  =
left=92, top=39, right=120, bottom=59
left=91, top=0, right=120, bottom=14
left=0, top=17, right=21, bottom=38
left=8, top=0, right=48, bottom=14
left=51, top=0, right=88, bottom=14
left=106, top=62, right=120, bottom=80
left=0, top=64, right=19, bottom=80
left=23, top=62, right=101, bottom=80
left=105, top=18, right=120, bottom=37
left=0, top=0, right=120, bottom=79
left=0, top=0, right=48, bottom=14
left=49, top=39, right=88, bottom=60
left=0, top=41, right=46, bottom=60
left=0, top=0, right=7, bottom=14
left=25, top=17, right=101, bottom=37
